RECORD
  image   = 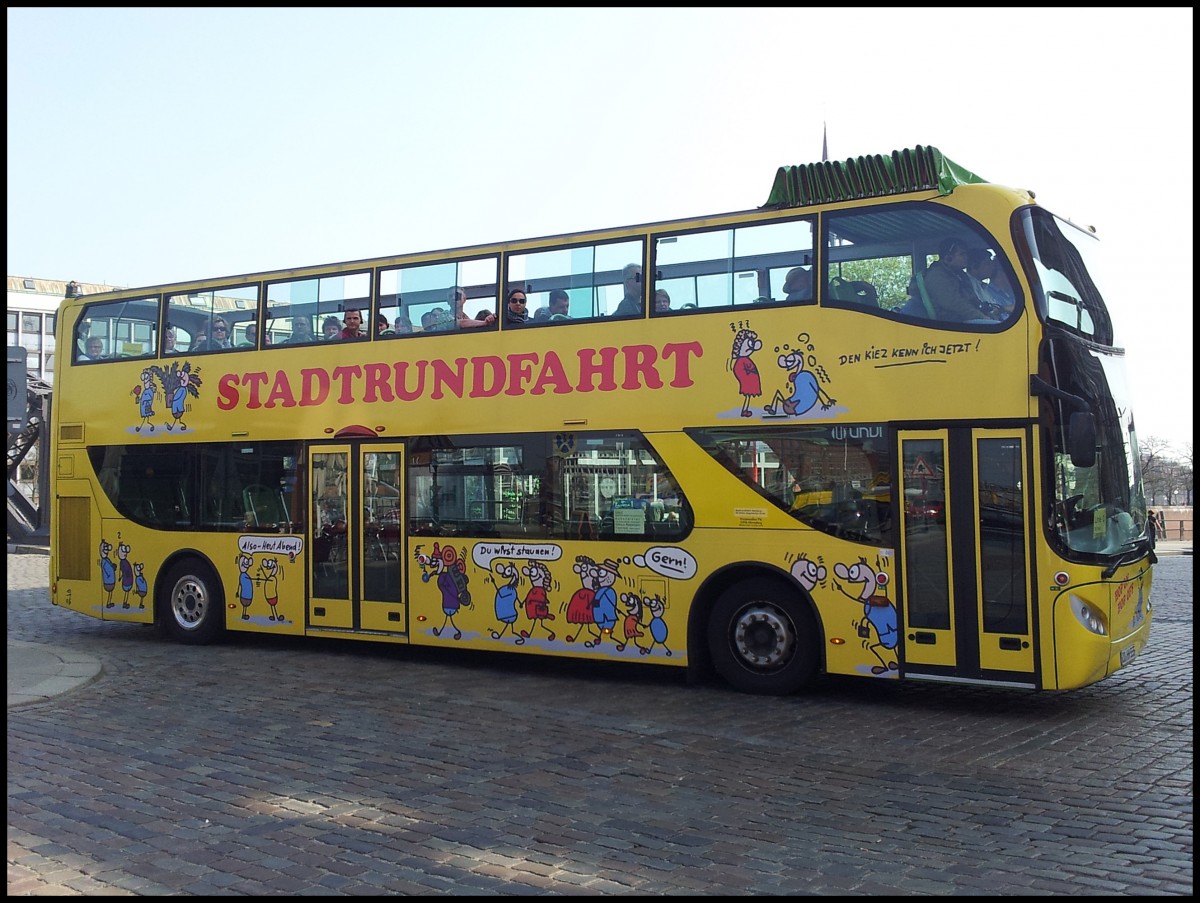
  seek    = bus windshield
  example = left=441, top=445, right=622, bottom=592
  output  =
left=1017, top=207, right=1147, bottom=554
left=1045, top=336, right=1148, bottom=556
left=1023, top=207, right=1148, bottom=556
left=1023, top=207, right=1113, bottom=344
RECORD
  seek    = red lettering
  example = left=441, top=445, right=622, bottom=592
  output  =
left=240, top=371, right=271, bottom=408
left=363, top=362, right=394, bottom=403
left=300, top=369, right=330, bottom=406
left=264, top=371, right=297, bottom=408
left=662, top=341, right=703, bottom=387
left=208, top=339, right=706, bottom=413
left=394, top=360, right=427, bottom=401
left=577, top=346, right=619, bottom=392
left=216, top=373, right=240, bottom=411
left=430, top=358, right=467, bottom=400
left=504, top=353, right=539, bottom=396
left=621, top=344, right=661, bottom=390
left=531, top=351, right=571, bottom=395
left=471, top=356, right=506, bottom=397
left=330, top=365, right=363, bottom=404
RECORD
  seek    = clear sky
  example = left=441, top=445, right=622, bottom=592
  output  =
left=7, top=7, right=1194, bottom=453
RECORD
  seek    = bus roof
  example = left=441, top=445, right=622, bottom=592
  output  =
left=763, top=144, right=987, bottom=209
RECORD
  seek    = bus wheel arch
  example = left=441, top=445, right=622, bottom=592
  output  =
left=156, top=553, right=226, bottom=645
left=702, top=570, right=821, bottom=695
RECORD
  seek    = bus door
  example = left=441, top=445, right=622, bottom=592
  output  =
left=897, top=427, right=1035, bottom=686
left=308, top=442, right=406, bottom=634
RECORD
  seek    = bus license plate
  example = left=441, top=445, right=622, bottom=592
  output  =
left=1120, top=645, right=1137, bottom=666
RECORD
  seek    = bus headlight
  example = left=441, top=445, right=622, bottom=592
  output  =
left=1069, top=594, right=1108, bottom=636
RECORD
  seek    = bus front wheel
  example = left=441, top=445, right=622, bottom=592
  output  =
left=159, top=559, right=225, bottom=645
left=708, top=577, right=818, bottom=695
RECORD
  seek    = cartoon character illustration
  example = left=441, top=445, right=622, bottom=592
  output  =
left=586, top=558, right=622, bottom=648
left=562, top=555, right=597, bottom=643
left=642, top=594, right=672, bottom=656
left=157, top=361, right=203, bottom=432
left=133, top=368, right=157, bottom=431
left=259, top=557, right=281, bottom=621
left=833, top=557, right=898, bottom=675
left=489, top=560, right=522, bottom=641
left=118, top=541, right=134, bottom=608
left=133, top=562, right=148, bottom=609
left=416, top=542, right=472, bottom=640
left=519, top=560, right=556, bottom=643
left=730, top=327, right=763, bottom=417
left=790, top=554, right=827, bottom=592
left=236, top=553, right=254, bottom=620
left=99, top=539, right=117, bottom=608
left=763, top=348, right=835, bottom=417
left=615, top=592, right=645, bottom=652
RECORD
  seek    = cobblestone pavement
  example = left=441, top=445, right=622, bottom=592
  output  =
left=7, top=553, right=1193, bottom=895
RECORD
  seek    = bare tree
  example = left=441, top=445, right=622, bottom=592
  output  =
left=1139, top=435, right=1176, bottom=505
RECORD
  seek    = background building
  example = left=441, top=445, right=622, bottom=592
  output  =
left=7, top=276, right=122, bottom=384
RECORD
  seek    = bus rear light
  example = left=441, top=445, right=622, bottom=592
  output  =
left=1069, top=594, right=1108, bottom=636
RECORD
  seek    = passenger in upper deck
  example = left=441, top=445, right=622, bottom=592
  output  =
left=239, top=323, right=259, bottom=348
left=421, top=308, right=453, bottom=332
left=917, top=238, right=999, bottom=323
left=548, top=289, right=572, bottom=320
left=612, top=263, right=643, bottom=317
left=783, top=267, right=812, bottom=301
left=82, top=335, right=107, bottom=360
left=321, top=316, right=343, bottom=341
left=287, top=317, right=315, bottom=344
left=162, top=324, right=180, bottom=354
left=451, top=287, right=496, bottom=328
left=654, top=289, right=672, bottom=313
left=504, top=288, right=529, bottom=325
left=966, top=248, right=1015, bottom=317
left=191, top=318, right=233, bottom=352
left=339, top=309, right=366, bottom=340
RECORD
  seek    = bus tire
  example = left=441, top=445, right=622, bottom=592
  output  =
left=159, top=558, right=225, bottom=645
left=707, top=577, right=818, bottom=695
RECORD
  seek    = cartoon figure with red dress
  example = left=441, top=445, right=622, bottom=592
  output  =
left=730, top=327, right=763, bottom=417
left=563, top=555, right=598, bottom=643
left=519, top=560, right=556, bottom=643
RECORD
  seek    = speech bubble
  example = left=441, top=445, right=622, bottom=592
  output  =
left=633, top=546, right=697, bottom=580
left=472, top=542, right=563, bottom=569
left=238, top=535, right=304, bottom=558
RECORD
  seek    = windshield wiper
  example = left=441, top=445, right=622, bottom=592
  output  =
left=1102, top=541, right=1156, bottom=579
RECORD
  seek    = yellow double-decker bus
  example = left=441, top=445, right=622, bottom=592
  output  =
left=48, top=145, right=1154, bottom=695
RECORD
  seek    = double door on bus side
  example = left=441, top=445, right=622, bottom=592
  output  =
left=896, top=427, right=1036, bottom=686
left=308, top=442, right=406, bottom=633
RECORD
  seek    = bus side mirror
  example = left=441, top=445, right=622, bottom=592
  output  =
left=1068, top=411, right=1096, bottom=467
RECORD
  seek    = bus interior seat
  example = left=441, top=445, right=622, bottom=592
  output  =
left=908, top=271, right=936, bottom=318
left=828, top=276, right=879, bottom=307
left=243, top=485, right=290, bottom=528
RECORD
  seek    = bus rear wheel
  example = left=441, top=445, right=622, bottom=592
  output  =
left=159, top=558, right=225, bottom=645
left=708, top=577, right=818, bottom=695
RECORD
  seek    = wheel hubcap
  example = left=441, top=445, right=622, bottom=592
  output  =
left=172, top=577, right=208, bottom=628
left=733, top=604, right=795, bottom=669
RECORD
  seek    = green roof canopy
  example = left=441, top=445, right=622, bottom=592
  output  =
left=763, top=145, right=986, bottom=209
